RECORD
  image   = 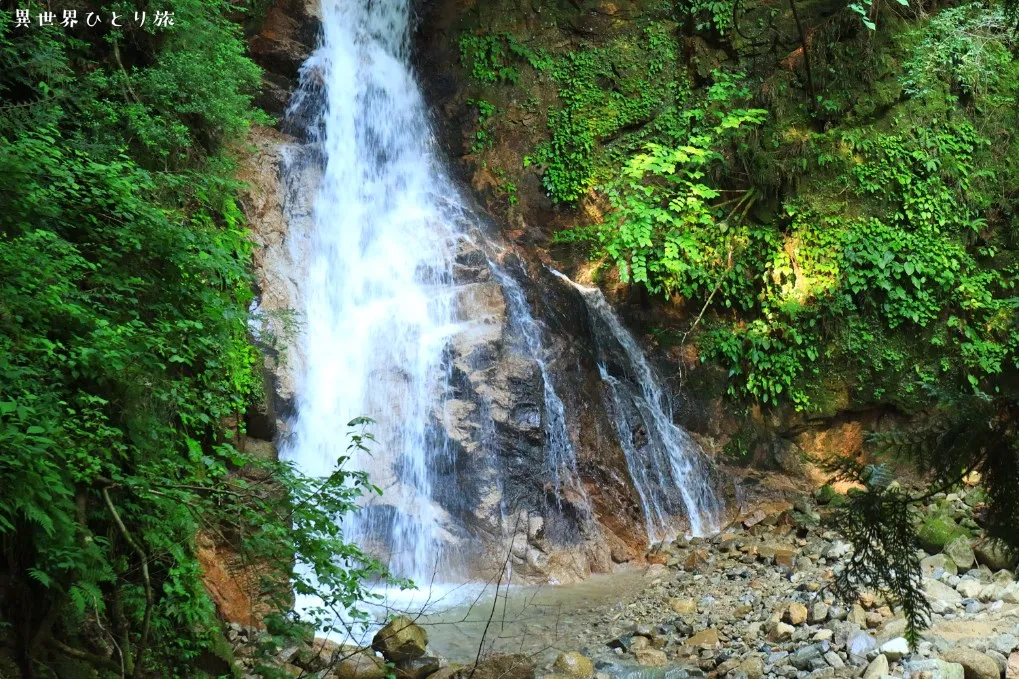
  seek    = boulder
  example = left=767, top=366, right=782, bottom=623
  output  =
left=863, top=655, right=889, bottom=679
left=922, top=553, right=959, bottom=578
left=919, top=516, right=969, bottom=553
left=848, top=632, right=878, bottom=660
left=334, top=648, right=389, bottom=679
left=945, top=537, right=977, bottom=570
left=810, top=603, right=830, bottom=624
left=785, top=603, right=809, bottom=626
left=769, top=623, right=795, bottom=642
left=635, top=649, right=668, bottom=667
left=1006, top=653, right=1018, bottom=679
left=942, top=649, right=1001, bottom=679
left=465, top=654, right=535, bottom=679
left=739, top=656, right=765, bottom=679
left=974, top=541, right=1019, bottom=571
left=926, top=578, right=963, bottom=603
left=372, top=616, right=428, bottom=662
left=904, top=660, right=966, bottom=679
left=993, top=636, right=1019, bottom=656
left=958, top=579, right=983, bottom=598
left=552, top=652, right=594, bottom=679
left=687, top=629, right=720, bottom=648
left=394, top=657, right=443, bottom=679
left=880, top=638, right=910, bottom=662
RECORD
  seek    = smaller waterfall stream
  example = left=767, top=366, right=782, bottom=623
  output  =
left=552, top=271, right=722, bottom=540
left=490, top=261, right=588, bottom=511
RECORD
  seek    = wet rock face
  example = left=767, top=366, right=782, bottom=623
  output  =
left=247, top=0, right=321, bottom=117
left=436, top=244, right=648, bottom=582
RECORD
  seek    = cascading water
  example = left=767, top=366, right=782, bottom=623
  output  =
left=552, top=272, right=723, bottom=541
left=490, top=261, right=588, bottom=511
left=277, top=0, right=720, bottom=590
left=282, top=0, right=463, bottom=582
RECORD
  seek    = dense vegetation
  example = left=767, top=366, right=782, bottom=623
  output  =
left=457, top=0, right=1019, bottom=640
left=0, top=2, right=386, bottom=676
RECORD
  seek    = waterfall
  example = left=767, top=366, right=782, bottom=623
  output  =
left=489, top=261, right=588, bottom=511
left=277, top=0, right=720, bottom=588
left=552, top=272, right=723, bottom=541
left=281, top=0, right=463, bottom=582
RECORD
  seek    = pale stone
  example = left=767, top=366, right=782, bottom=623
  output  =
left=635, top=649, right=668, bottom=667
left=553, top=652, right=594, bottom=679
left=785, top=603, right=809, bottom=626
left=958, top=579, right=984, bottom=599
left=670, top=598, right=697, bottom=614
left=863, top=655, right=889, bottom=679
left=687, top=628, right=720, bottom=648
left=923, top=554, right=960, bottom=578
left=926, top=578, right=964, bottom=603
left=848, top=604, right=869, bottom=626
left=903, top=660, right=965, bottom=679
left=942, top=649, right=1001, bottom=679
left=945, top=537, right=977, bottom=570
left=1005, top=652, right=1018, bottom=679
left=739, top=656, right=765, bottom=679
left=769, top=622, right=795, bottom=642
left=880, top=638, right=910, bottom=662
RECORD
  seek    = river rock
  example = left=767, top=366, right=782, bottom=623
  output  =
left=881, top=638, right=910, bottom=662
left=946, top=537, right=977, bottom=570
left=848, top=632, right=878, bottom=660
left=927, top=578, right=963, bottom=603
left=958, top=579, right=984, bottom=598
left=923, top=553, right=960, bottom=578
left=467, top=654, right=535, bottom=679
left=790, top=645, right=822, bottom=670
left=635, top=649, right=668, bottom=667
left=785, top=603, right=809, bottom=625
left=942, top=648, right=1001, bottom=679
left=372, top=616, right=428, bottom=662
left=769, top=623, right=795, bottom=642
left=394, top=656, right=443, bottom=679
left=825, top=651, right=846, bottom=670
left=975, top=541, right=1019, bottom=571
left=993, top=636, right=1019, bottom=656
left=739, top=656, right=765, bottom=679
left=863, top=654, right=889, bottom=679
left=848, top=605, right=868, bottom=627
left=687, top=629, right=720, bottom=648
left=334, top=648, right=389, bottom=679
left=1006, top=653, right=1018, bottom=679
left=904, top=660, right=966, bottom=679
left=553, top=652, right=594, bottom=679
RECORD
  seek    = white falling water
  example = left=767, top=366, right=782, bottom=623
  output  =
left=282, top=0, right=462, bottom=582
left=552, top=272, right=722, bottom=541
left=279, top=0, right=720, bottom=590
left=490, top=262, right=587, bottom=510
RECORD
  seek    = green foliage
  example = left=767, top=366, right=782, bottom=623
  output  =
left=823, top=460, right=931, bottom=647
left=681, top=0, right=736, bottom=34
left=0, top=3, right=388, bottom=675
left=468, top=98, right=497, bottom=153
left=900, top=4, right=1016, bottom=101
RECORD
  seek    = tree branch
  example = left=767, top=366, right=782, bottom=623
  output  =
left=101, top=487, right=153, bottom=678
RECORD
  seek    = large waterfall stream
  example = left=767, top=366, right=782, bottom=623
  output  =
left=279, top=0, right=721, bottom=587
left=283, top=0, right=460, bottom=582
